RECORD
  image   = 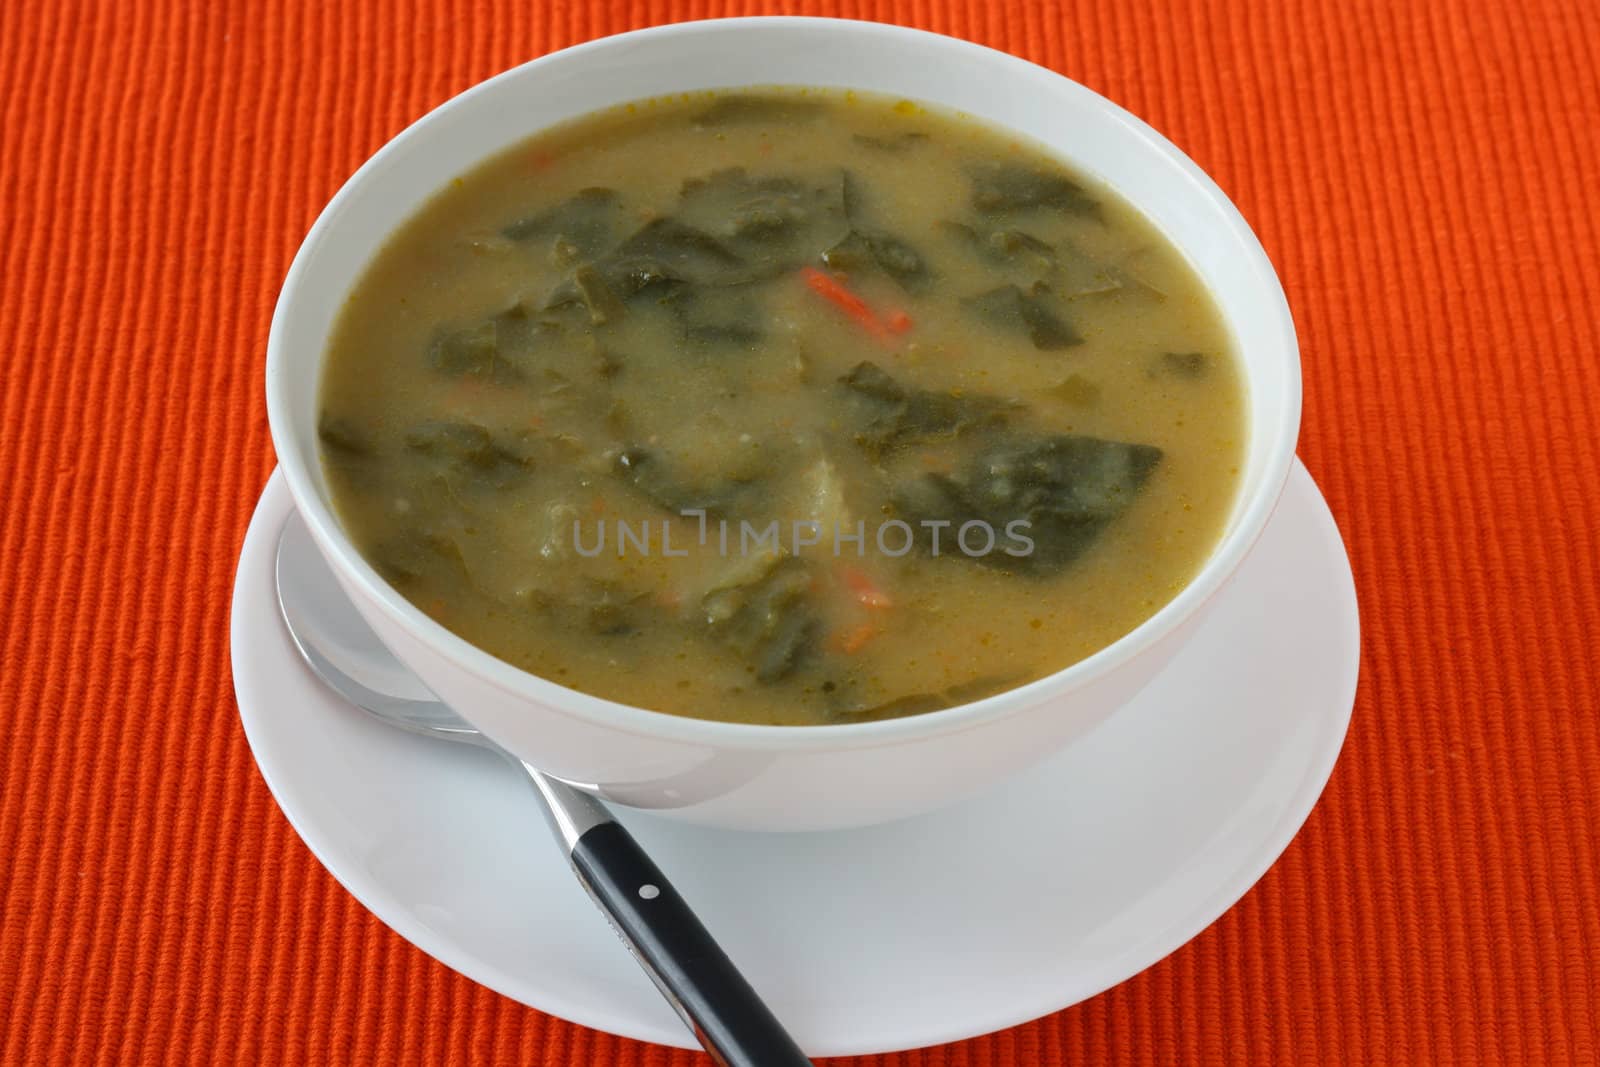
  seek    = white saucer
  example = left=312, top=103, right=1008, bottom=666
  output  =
left=231, top=459, right=1358, bottom=1056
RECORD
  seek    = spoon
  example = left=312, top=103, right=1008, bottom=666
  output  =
left=274, top=514, right=812, bottom=1067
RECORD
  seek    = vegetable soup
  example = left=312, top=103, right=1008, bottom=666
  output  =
left=317, top=89, right=1246, bottom=726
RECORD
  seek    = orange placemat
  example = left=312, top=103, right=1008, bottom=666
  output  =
left=3, top=1, right=1597, bottom=1063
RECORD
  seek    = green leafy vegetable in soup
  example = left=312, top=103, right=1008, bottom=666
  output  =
left=317, top=88, right=1246, bottom=726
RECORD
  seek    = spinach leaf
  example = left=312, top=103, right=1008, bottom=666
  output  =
left=822, top=171, right=932, bottom=292
left=819, top=229, right=873, bottom=271
left=987, top=228, right=1058, bottom=260
left=601, top=217, right=750, bottom=294
left=939, top=220, right=1058, bottom=273
left=518, top=576, right=657, bottom=637
left=852, top=131, right=930, bottom=153
left=663, top=283, right=766, bottom=345
left=1055, top=243, right=1167, bottom=301
left=428, top=319, right=512, bottom=380
left=616, top=217, right=744, bottom=274
left=573, top=265, right=626, bottom=325
left=963, top=283, right=1082, bottom=350
left=942, top=221, right=1152, bottom=302
left=502, top=187, right=622, bottom=256
left=544, top=265, right=630, bottom=325
left=968, top=162, right=1101, bottom=218
left=945, top=217, right=1165, bottom=302
left=863, top=231, right=930, bottom=291
left=427, top=301, right=567, bottom=382
left=569, top=581, right=653, bottom=636
left=700, top=554, right=819, bottom=683
left=840, top=169, right=864, bottom=222
left=614, top=446, right=755, bottom=515
left=1158, top=351, right=1209, bottom=378
left=318, top=414, right=372, bottom=457
left=676, top=167, right=832, bottom=273
left=405, top=419, right=533, bottom=489
left=825, top=671, right=1024, bottom=721
left=890, top=432, right=1162, bottom=575
left=821, top=229, right=930, bottom=291
left=680, top=169, right=814, bottom=227
left=581, top=583, right=653, bottom=636
left=692, top=94, right=825, bottom=127
left=370, top=525, right=466, bottom=586
left=838, top=361, right=1015, bottom=455
left=603, top=258, right=681, bottom=300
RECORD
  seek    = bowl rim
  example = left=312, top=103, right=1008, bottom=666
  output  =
left=266, top=14, right=1301, bottom=753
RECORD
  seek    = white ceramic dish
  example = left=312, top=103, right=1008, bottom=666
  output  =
left=265, top=16, right=1302, bottom=830
left=232, top=460, right=1356, bottom=1054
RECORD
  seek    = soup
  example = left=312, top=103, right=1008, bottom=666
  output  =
left=317, top=89, right=1245, bottom=726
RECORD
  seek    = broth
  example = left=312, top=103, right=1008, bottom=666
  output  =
left=318, top=89, right=1245, bottom=726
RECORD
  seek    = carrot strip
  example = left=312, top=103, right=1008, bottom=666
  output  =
left=839, top=564, right=893, bottom=609
left=831, top=621, right=880, bottom=655
left=885, top=309, right=913, bottom=334
left=800, top=267, right=893, bottom=344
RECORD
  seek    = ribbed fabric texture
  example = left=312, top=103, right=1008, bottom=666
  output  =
left=3, top=1, right=1598, bottom=1063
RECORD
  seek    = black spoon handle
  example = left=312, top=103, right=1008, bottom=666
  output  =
left=568, top=820, right=813, bottom=1066
left=520, top=765, right=810, bottom=1066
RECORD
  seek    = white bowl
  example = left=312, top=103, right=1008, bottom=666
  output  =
left=266, top=16, right=1300, bottom=832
